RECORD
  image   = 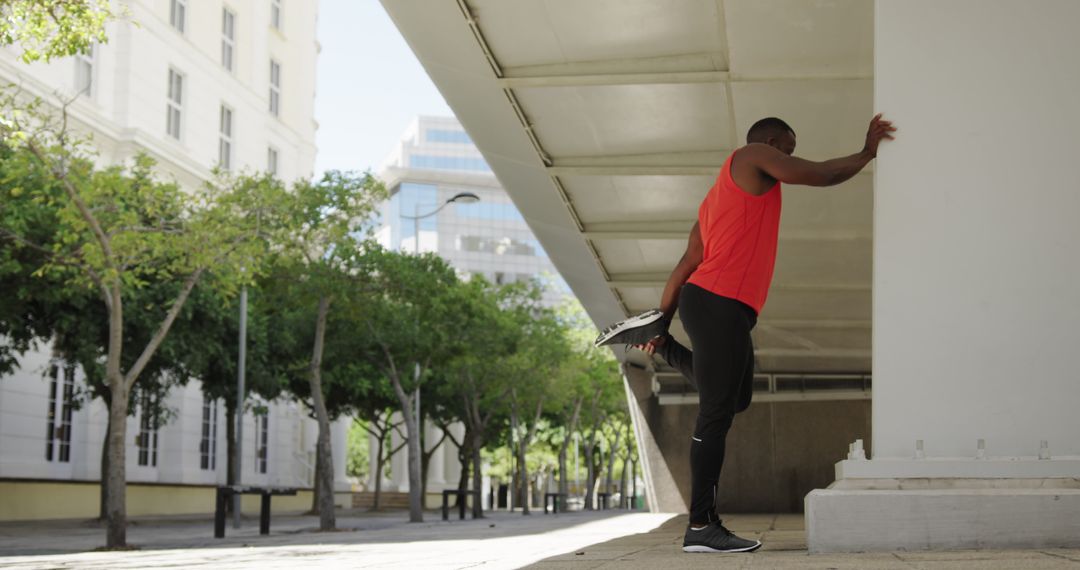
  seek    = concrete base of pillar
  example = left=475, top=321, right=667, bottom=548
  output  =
left=806, top=477, right=1080, bottom=552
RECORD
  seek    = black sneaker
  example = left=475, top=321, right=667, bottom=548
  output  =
left=682, top=521, right=762, bottom=553
left=594, top=309, right=667, bottom=348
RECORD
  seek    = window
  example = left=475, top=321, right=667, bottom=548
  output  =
left=166, top=68, right=183, bottom=140
left=75, top=44, right=95, bottom=97
left=218, top=105, right=233, bottom=170
left=200, top=395, right=218, bottom=470
left=455, top=201, right=524, bottom=222
left=169, top=0, right=187, bottom=33
left=44, top=365, right=75, bottom=463
left=137, top=392, right=159, bottom=467
left=426, top=129, right=473, bottom=144
left=269, top=59, right=281, bottom=117
left=271, top=0, right=282, bottom=30
left=409, top=154, right=490, bottom=172
left=267, top=146, right=279, bottom=176
left=255, top=414, right=269, bottom=474
left=221, top=8, right=236, bottom=72
left=395, top=183, right=438, bottom=249
left=457, top=235, right=536, bottom=256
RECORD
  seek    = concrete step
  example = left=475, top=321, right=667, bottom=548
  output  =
left=352, top=491, right=409, bottom=509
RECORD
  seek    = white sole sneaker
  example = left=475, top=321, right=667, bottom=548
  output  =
left=682, top=540, right=762, bottom=553
left=594, top=309, right=666, bottom=347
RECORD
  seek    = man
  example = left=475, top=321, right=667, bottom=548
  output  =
left=596, top=114, right=895, bottom=553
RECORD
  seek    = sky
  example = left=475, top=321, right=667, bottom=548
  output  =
left=313, top=1, right=452, bottom=176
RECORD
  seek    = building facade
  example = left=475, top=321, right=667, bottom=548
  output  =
left=376, top=116, right=566, bottom=306
left=0, top=0, right=347, bottom=521
left=370, top=116, right=568, bottom=502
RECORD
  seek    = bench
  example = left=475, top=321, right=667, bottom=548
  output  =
left=441, top=489, right=481, bottom=521
left=214, top=485, right=298, bottom=538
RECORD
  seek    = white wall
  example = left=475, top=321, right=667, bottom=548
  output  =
left=873, top=0, right=1080, bottom=460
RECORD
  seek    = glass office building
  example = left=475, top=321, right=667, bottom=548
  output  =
left=376, top=116, right=567, bottom=307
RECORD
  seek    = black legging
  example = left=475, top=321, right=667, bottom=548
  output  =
left=676, top=283, right=756, bottom=525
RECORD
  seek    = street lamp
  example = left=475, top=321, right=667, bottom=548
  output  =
left=398, top=190, right=480, bottom=433
left=400, top=191, right=480, bottom=255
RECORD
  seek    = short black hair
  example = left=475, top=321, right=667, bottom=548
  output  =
left=746, top=117, right=794, bottom=144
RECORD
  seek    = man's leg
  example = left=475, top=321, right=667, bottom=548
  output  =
left=735, top=334, right=755, bottom=414
left=655, top=334, right=696, bottom=390
left=678, top=286, right=754, bottom=526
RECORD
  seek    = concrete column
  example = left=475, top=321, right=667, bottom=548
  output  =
left=389, top=413, right=409, bottom=492
left=807, top=0, right=1080, bottom=552
left=427, top=421, right=446, bottom=486
left=443, top=422, right=465, bottom=486
left=331, top=417, right=350, bottom=492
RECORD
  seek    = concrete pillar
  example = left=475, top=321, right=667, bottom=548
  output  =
left=427, top=421, right=446, bottom=486
left=622, top=367, right=688, bottom=513
left=390, top=413, right=409, bottom=492
left=331, top=417, right=350, bottom=492
left=807, top=0, right=1080, bottom=552
left=443, top=422, right=465, bottom=487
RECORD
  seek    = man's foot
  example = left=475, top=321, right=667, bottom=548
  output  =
left=682, top=521, right=762, bottom=553
left=594, top=309, right=667, bottom=348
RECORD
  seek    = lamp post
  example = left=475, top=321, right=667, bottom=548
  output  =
left=398, top=190, right=480, bottom=477
left=234, top=273, right=248, bottom=528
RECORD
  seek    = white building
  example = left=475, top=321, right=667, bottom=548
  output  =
left=370, top=116, right=569, bottom=503
left=0, top=0, right=347, bottom=521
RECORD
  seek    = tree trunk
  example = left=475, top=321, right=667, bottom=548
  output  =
left=386, top=361, right=424, bottom=522
left=470, top=431, right=484, bottom=519
left=372, top=426, right=385, bottom=511
left=310, top=443, right=323, bottom=513
left=619, top=454, right=629, bottom=509
left=98, top=392, right=112, bottom=521
left=455, top=435, right=470, bottom=507
left=605, top=427, right=621, bottom=498
left=557, top=444, right=568, bottom=509
left=517, top=439, right=530, bottom=514
left=308, top=296, right=336, bottom=531
left=583, top=441, right=595, bottom=511
left=104, top=285, right=127, bottom=548
left=556, top=399, right=581, bottom=512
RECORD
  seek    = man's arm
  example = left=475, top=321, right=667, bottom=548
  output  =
left=658, top=221, right=703, bottom=323
left=743, top=114, right=895, bottom=189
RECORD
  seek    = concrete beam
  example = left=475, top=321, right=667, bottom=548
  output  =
left=608, top=275, right=871, bottom=292
left=584, top=225, right=872, bottom=241
left=658, top=391, right=871, bottom=405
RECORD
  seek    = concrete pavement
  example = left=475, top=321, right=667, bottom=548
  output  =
left=3, top=509, right=1080, bottom=569
left=527, top=514, right=1080, bottom=569
left=0, top=508, right=674, bottom=569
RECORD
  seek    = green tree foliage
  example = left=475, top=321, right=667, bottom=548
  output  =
left=0, top=0, right=118, bottom=63
left=0, top=91, right=284, bottom=547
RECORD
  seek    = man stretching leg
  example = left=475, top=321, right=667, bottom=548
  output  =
left=616, top=114, right=895, bottom=553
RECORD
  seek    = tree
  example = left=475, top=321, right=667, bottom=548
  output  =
left=0, top=94, right=281, bottom=547
left=0, top=0, right=117, bottom=63
left=353, top=245, right=461, bottom=522
left=443, top=278, right=518, bottom=519
left=264, top=171, right=386, bottom=530
left=504, top=297, right=567, bottom=515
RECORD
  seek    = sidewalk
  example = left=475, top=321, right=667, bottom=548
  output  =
left=527, top=514, right=1080, bottom=569
left=0, top=508, right=674, bottom=569
left=4, top=510, right=1079, bottom=569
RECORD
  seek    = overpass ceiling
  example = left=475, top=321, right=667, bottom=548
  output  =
left=381, top=0, right=874, bottom=374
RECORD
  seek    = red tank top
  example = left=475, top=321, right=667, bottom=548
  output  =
left=686, top=151, right=782, bottom=314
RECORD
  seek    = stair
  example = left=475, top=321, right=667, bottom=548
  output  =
left=352, top=491, right=410, bottom=509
